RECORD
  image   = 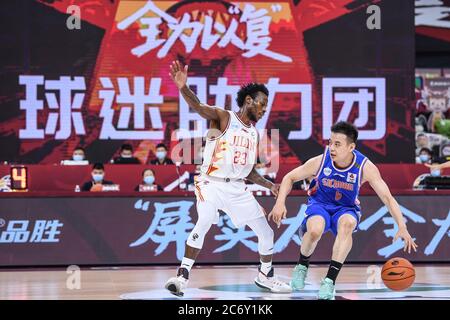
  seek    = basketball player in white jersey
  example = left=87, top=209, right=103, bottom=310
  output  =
left=165, top=60, right=291, bottom=296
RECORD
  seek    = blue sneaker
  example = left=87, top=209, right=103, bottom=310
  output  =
left=290, top=264, right=308, bottom=290
left=317, top=278, right=335, bottom=300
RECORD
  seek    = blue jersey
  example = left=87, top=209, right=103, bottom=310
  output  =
left=307, top=146, right=368, bottom=209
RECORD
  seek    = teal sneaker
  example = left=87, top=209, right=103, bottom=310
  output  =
left=317, top=278, right=336, bottom=300
left=290, top=264, right=308, bottom=290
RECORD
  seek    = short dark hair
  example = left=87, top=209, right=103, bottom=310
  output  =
left=74, top=146, right=85, bottom=153
left=121, top=144, right=133, bottom=151
left=331, top=121, right=358, bottom=144
left=92, top=163, right=104, bottom=171
left=417, top=133, right=427, bottom=138
left=236, top=83, right=269, bottom=108
left=419, top=147, right=432, bottom=155
left=156, top=143, right=168, bottom=150
left=142, top=168, right=155, bottom=176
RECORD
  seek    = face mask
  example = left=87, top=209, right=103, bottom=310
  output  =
left=431, top=169, right=441, bottom=177
left=144, top=176, right=155, bottom=185
left=256, top=168, right=266, bottom=176
left=156, top=151, right=167, bottom=160
left=92, top=174, right=104, bottom=182
left=419, top=154, right=430, bottom=163
left=121, top=154, right=132, bottom=158
left=73, top=154, right=84, bottom=161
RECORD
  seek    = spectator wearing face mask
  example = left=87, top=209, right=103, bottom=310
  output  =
left=73, top=147, right=87, bottom=162
left=113, top=144, right=141, bottom=164
left=61, top=146, right=89, bottom=165
left=150, top=143, right=174, bottom=165
left=135, top=169, right=163, bottom=191
left=426, top=160, right=450, bottom=176
left=81, top=163, right=115, bottom=191
left=416, top=148, right=433, bottom=164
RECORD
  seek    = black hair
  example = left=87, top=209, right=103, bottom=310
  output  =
left=236, top=83, right=269, bottom=108
left=156, top=143, right=168, bottom=150
left=331, top=121, right=358, bottom=144
left=416, top=133, right=427, bottom=138
left=74, top=146, right=85, bottom=153
left=92, top=163, right=104, bottom=171
left=142, top=168, right=155, bottom=176
left=121, top=144, right=133, bottom=151
left=419, top=148, right=432, bottom=155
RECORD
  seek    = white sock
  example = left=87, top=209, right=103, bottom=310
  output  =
left=260, top=260, right=272, bottom=276
left=180, top=257, right=195, bottom=272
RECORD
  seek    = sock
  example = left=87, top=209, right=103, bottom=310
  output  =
left=298, top=252, right=311, bottom=268
left=260, top=260, right=272, bottom=275
left=180, top=257, right=195, bottom=273
left=326, top=260, right=343, bottom=284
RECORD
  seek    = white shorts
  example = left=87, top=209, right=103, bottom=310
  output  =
left=193, top=174, right=266, bottom=228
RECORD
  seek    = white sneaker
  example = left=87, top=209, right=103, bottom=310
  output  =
left=254, top=268, right=292, bottom=293
left=165, top=268, right=189, bottom=297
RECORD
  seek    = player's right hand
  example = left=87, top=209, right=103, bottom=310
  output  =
left=268, top=204, right=287, bottom=228
left=169, top=60, right=188, bottom=89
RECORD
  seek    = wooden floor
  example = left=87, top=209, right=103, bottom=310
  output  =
left=1, top=264, right=449, bottom=300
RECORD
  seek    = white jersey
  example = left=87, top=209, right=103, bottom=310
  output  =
left=201, top=111, right=258, bottom=179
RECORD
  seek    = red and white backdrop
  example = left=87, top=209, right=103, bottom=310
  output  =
left=0, top=0, right=415, bottom=165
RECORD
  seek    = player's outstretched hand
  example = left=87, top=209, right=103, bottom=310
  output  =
left=393, top=227, right=418, bottom=254
left=169, top=60, right=188, bottom=89
left=270, top=183, right=280, bottom=198
left=268, top=203, right=287, bottom=228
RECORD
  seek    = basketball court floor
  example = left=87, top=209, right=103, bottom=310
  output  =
left=0, top=264, right=449, bottom=300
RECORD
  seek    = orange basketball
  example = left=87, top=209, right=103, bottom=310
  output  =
left=381, top=257, right=415, bottom=291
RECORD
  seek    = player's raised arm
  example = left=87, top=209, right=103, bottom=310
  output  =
left=268, top=155, right=322, bottom=226
left=169, top=60, right=227, bottom=121
left=363, top=161, right=418, bottom=253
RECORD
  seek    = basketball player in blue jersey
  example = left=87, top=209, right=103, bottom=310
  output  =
left=269, top=121, right=418, bottom=300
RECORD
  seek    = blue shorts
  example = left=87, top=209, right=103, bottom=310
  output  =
left=301, top=202, right=361, bottom=236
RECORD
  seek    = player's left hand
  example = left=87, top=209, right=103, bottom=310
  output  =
left=270, top=183, right=280, bottom=198
left=393, top=227, right=418, bottom=254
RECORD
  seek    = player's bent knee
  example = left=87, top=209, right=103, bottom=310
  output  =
left=308, top=228, right=323, bottom=242
left=338, top=215, right=357, bottom=234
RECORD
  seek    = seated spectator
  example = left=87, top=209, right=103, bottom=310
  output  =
left=135, top=169, right=163, bottom=192
left=416, top=133, right=430, bottom=152
left=150, top=143, right=174, bottom=165
left=113, top=144, right=141, bottom=164
left=426, top=160, right=450, bottom=173
left=81, top=163, right=115, bottom=191
left=414, top=160, right=450, bottom=190
left=61, top=146, right=89, bottom=165
left=415, top=148, right=433, bottom=164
